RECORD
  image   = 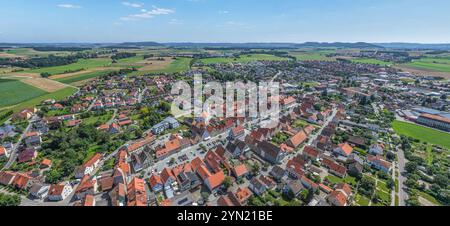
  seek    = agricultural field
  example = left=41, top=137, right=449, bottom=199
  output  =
left=21, top=78, right=68, bottom=92
left=290, top=51, right=335, bottom=61
left=200, top=54, right=289, bottom=64
left=2, top=48, right=71, bottom=58
left=0, top=78, right=48, bottom=108
left=54, top=70, right=115, bottom=84
left=129, top=57, right=192, bottom=75
left=402, top=57, right=450, bottom=73
left=392, top=120, right=450, bottom=149
left=26, top=58, right=112, bottom=75
left=4, top=87, right=78, bottom=114
left=351, top=58, right=393, bottom=66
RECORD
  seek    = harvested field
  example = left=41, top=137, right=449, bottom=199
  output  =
left=22, top=78, right=68, bottom=92
left=0, top=52, right=19, bottom=58
left=395, top=65, right=450, bottom=79
left=137, top=57, right=173, bottom=71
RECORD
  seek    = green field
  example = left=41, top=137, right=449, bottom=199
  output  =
left=0, top=79, right=48, bottom=108
left=290, top=52, right=334, bottom=61
left=55, top=70, right=114, bottom=84
left=26, top=58, right=112, bottom=75
left=403, top=57, right=450, bottom=72
left=392, top=120, right=450, bottom=149
left=200, top=54, right=289, bottom=64
left=351, top=58, right=393, bottom=66
left=4, top=48, right=71, bottom=58
left=112, top=55, right=145, bottom=67
left=130, top=57, right=192, bottom=75
left=6, top=87, right=78, bottom=114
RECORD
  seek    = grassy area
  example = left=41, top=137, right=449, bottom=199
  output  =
left=5, top=48, right=71, bottom=58
left=355, top=194, right=370, bottom=206
left=415, top=190, right=442, bottom=206
left=200, top=54, right=289, bottom=64
left=377, top=181, right=390, bottom=193
left=290, top=52, right=335, bottom=61
left=26, top=58, right=112, bottom=75
left=325, top=175, right=358, bottom=186
left=83, top=112, right=113, bottom=126
left=55, top=70, right=114, bottom=84
left=351, top=58, right=393, bottom=66
left=6, top=87, right=78, bottom=113
left=402, top=57, right=450, bottom=73
left=0, top=79, right=48, bottom=108
left=392, top=120, right=450, bottom=149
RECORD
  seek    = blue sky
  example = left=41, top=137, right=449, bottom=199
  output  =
left=0, top=0, right=449, bottom=43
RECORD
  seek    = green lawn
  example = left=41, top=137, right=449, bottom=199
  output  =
left=392, top=120, right=450, bottom=149
left=83, top=112, right=113, bottom=126
left=377, top=181, right=390, bottom=193
left=290, top=52, right=335, bottom=61
left=325, top=175, right=357, bottom=186
left=351, top=58, right=393, bottom=66
left=355, top=194, right=370, bottom=206
left=26, top=58, right=112, bottom=75
left=55, top=70, right=114, bottom=84
left=7, top=87, right=78, bottom=113
left=0, top=79, right=48, bottom=108
left=200, top=54, right=289, bottom=64
left=402, top=57, right=450, bottom=73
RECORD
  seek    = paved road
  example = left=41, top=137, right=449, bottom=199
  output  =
left=397, top=147, right=408, bottom=206
left=2, top=116, right=36, bottom=170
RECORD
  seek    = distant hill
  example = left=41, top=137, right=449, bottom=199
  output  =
left=375, top=43, right=450, bottom=50
left=294, top=42, right=383, bottom=49
left=163, top=42, right=297, bottom=49
left=118, top=42, right=164, bottom=47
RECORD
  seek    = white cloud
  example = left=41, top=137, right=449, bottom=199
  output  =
left=57, top=4, right=82, bottom=9
left=120, top=6, right=175, bottom=21
left=122, top=2, right=143, bottom=8
left=169, top=19, right=183, bottom=25
left=218, top=10, right=229, bottom=14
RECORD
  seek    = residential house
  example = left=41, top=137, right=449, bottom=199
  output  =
left=127, top=177, right=148, bottom=206
left=149, top=174, right=163, bottom=193
left=367, top=155, right=392, bottom=173
left=24, top=132, right=42, bottom=147
left=17, top=148, right=38, bottom=164
left=47, top=183, right=73, bottom=201
left=333, top=143, right=353, bottom=157
left=0, top=171, right=16, bottom=186
left=75, top=153, right=103, bottom=179
left=29, top=184, right=49, bottom=199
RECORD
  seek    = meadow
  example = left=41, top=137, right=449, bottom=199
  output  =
left=55, top=70, right=115, bottom=84
left=351, top=58, right=393, bottom=66
left=392, top=120, right=450, bottom=149
left=6, top=87, right=78, bottom=114
left=26, top=58, right=112, bottom=75
left=402, top=57, right=450, bottom=73
left=0, top=79, right=48, bottom=108
left=290, top=52, right=335, bottom=61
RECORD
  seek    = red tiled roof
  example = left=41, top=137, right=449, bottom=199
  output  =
left=338, top=143, right=353, bottom=156
left=205, top=170, right=225, bottom=190
left=288, top=131, right=307, bottom=148
left=232, top=164, right=248, bottom=178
